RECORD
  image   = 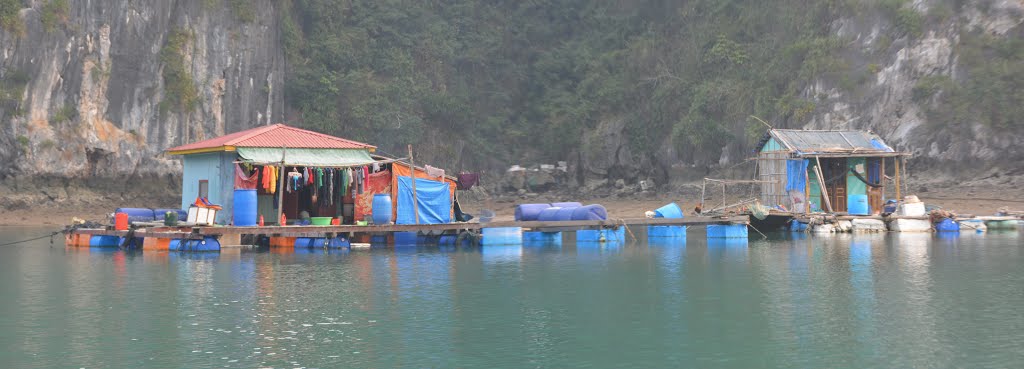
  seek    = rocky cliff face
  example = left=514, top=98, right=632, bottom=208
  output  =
left=1, top=0, right=1021, bottom=207
left=572, top=0, right=1023, bottom=188
left=803, top=0, right=1023, bottom=174
left=0, top=0, right=284, bottom=207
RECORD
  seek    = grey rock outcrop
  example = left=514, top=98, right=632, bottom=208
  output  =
left=0, top=0, right=284, bottom=181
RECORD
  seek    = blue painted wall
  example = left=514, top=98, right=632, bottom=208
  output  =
left=761, top=137, right=784, bottom=152
left=180, top=152, right=236, bottom=224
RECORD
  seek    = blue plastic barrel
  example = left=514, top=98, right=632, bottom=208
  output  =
left=515, top=204, right=551, bottom=221
left=232, top=189, right=258, bottom=226
left=372, top=194, right=393, bottom=225
left=536, top=207, right=564, bottom=221
left=653, top=203, right=684, bottom=219
left=848, top=194, right=869, bottom=215
left=155, top=209, right=189, bottom=222
left=113, top=208, right=156, bottom=223
left=570, top=204, right=608, bottom=221
left=936, top=218, right=960, bottom=232
left=551, top=202, right=582, bottom=209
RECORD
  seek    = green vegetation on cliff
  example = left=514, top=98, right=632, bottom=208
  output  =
left=276, top=0, right=1018, bottom=169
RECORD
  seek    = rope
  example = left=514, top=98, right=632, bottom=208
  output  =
left=0, top=231, right=63, bottom=247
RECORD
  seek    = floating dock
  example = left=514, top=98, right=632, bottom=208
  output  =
left=65, top=216, right=751, bottom=251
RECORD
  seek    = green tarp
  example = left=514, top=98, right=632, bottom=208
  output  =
left=236, top=147, right=374, bottom=167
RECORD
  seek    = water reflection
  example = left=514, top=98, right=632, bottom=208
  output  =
left=4, top=230, right=1024, bottom=367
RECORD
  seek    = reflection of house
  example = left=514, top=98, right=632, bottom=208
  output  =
left=166, top=124, right=456, bottom=225
left=755, top=129, right=909, bottom=215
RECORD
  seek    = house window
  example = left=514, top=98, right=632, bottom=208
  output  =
left=198, top=180, right=209, bottom=198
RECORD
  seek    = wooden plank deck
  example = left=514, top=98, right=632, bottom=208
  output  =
left=68, top=216, right=749, bottom=238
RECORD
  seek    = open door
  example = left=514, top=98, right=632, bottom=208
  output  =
left=821, top=158, right=847, bottom=212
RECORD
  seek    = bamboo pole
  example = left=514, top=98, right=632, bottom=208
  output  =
left=277, top=146, right=287, bottom=225
left=700, top=178, right=707, bottom=210
left=408, top=144, right=420, bottom=224
left=815, top=157, right=833, bottom=213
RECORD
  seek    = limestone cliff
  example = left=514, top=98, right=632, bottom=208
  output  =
left=0, top=0, right=284, bottom=207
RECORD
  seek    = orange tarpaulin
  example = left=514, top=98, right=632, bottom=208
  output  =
left=354, top=170, right=393, bottom=223
left=390, top=164, right=456, bottom=221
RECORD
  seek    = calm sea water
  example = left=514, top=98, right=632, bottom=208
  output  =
left=0, top=227, right=1022, bottom=368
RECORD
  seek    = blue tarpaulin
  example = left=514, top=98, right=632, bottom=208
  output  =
left=396, top=176, right=451, bottom=224
left=785, top=159, right=809, bottom=192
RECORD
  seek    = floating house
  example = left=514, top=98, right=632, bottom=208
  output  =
left=166, top=124, right=456, bottom=225
left=754, top=129, right=909, bottom=215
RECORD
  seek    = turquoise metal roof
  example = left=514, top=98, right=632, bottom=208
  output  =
left=236, top=147, right=374, bottom=167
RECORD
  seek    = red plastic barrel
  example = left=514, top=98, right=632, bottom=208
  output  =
left=114, top=212, right=129, bottom=230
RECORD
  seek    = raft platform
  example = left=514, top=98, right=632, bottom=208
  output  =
left=64, top=216, right=750, bottom=250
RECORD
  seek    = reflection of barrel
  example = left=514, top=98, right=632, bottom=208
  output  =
left=372, top=194, right=393, bottom=225
left=233, top=189, right=258, bottom=226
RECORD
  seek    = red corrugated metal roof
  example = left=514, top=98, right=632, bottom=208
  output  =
left=166, top=124, right=375, bottom=153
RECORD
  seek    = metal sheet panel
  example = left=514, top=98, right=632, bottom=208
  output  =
left=236, top=147, right=374, bottom=167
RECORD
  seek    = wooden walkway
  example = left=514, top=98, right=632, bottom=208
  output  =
left=69, top=216, right=750, bottom=239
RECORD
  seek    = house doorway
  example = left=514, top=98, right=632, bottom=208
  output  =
left=820, top=158, right=847, bottom=212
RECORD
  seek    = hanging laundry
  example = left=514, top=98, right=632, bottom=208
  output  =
left=457, top=172, right=480, bottom=190
left=425, top=165, right=445, bottom=179
left=327, top=169, right=334, bottom=205
left=307, top=167, right=314, bottom=185
left=261, top=166, right=273, bottom=192
left=372, top=162, right=380, bottom=172
left=235, top=164, right=258, bottom=190
left=288, top=170, right=302, bottom=193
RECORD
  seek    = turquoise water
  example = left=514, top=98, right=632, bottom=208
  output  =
left=1, top=227, right=1022, bottom=368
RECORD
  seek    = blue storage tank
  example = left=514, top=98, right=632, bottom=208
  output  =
left=295, top=236, right=351, bottom=248
left=648, top=225, right=686, bottom=238
left=935, top=218, right=960, bottom=232
left=169, top=236, right=220, bottom=251
left=577, top=227, right=625, bottom=243
left=372, top=194, right=393, bottom=225
left=89, top=235, right=121, bottom=248
left=789, top=220, right=809, bottom=232
left=232, top=189, right=258, bottom=226
left=523, top=232, right=562, bottom=245
left=515, top=204, right=551, bottom=221
left=113, top=208, right=156, bottom=223
left=707, top=224, right=748, bottom=239
left=482, top=227, right=523, bottom=246
left=848, top=194, right=869, bottom=215
left=154, top=209, right=189, bottom=222
left=653, top=203, right=684, bottom=219
left=570, top=204, right=608, bottom=221
left=393, top=232, right=418, bottom=246
left=551, top=202, right=582, bottom=209
left=537, top=207, right=565, bottom=221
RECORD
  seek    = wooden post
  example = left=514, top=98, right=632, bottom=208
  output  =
left=408, top=144, right=420, bottom=224
left=804, top=169, right=810, bottom=214
left=700, top=178, right=707, bottom=210
left=894, top=156, right=901, bottom=201
left=880, top=158, right=886, bottom=201
left=277, top=146, right=287, bottom=225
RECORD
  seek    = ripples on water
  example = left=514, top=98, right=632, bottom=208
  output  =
left=0, top=227, right=1022, bottom=368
